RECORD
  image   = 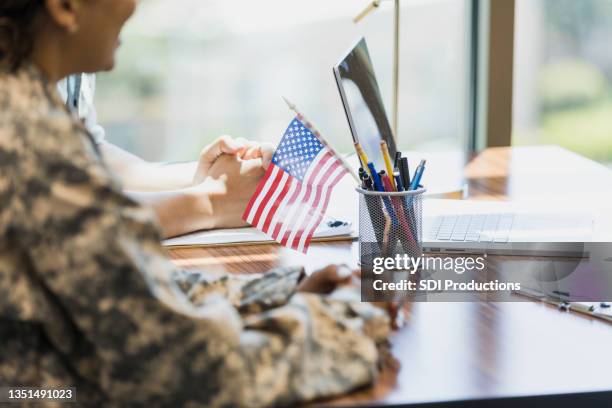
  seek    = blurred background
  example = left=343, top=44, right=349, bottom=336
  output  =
left=95, top=0, right=612, bottom=166
left=513, top=0, right=612, bottom=165
left=95, top=0, right=470, bottom=162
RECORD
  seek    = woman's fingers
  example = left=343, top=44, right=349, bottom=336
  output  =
left=258, top=143, right=275, bottom=169
left=194, top=136, right=275, bottom=183
left=194, top=136, right=246, bottom=182
left=234, top=142, right=274, bottom=169
left=297, top=265, right=354, bottom=294
left=203, top=136, right=275, bottom=171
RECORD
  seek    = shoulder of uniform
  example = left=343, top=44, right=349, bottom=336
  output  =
left=0, top=73, right=86, bottom=155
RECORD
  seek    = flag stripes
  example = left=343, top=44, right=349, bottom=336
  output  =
left=242, top=117, right=348, bottom=253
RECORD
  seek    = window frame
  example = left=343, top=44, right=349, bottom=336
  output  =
left=468, top=0, right=516, bottom=152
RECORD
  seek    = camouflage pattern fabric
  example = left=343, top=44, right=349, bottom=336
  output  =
left=0, top=65, right=389, bottom=407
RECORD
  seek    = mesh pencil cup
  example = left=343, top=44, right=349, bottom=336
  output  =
left=357, top=187, right=426, bottom=266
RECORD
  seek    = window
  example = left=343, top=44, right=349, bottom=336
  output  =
left=96, top=0, right=470, bottom=162
left=513, top=0, right=612, bottom=164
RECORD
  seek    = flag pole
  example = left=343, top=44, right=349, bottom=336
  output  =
left=282, top=97, right=360, bottom=184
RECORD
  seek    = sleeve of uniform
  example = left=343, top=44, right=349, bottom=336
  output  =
left=12, top=120, right=389, bottom=406
left=174, top=265, right=310, bottom=315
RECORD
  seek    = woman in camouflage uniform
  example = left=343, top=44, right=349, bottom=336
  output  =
left=0, top=1, right=391, bottom=406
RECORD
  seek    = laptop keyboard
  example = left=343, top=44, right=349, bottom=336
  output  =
left=426, top=214, right=515, bottom=243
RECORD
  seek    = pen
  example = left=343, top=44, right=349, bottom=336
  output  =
left=409, top=159, right=426, bottom=190
left=378, top=170, right=387, bottom=189
left=355, top=142, right=371, bottom=177
left=368, top=163, right=385, bottom=192
left=359, top=167, right=367, bottom=189
left=382, top=172, right=417, bottom=253
left=359, top=168, right=374, bottom=191
left=372, top=168, right=397, bottom=219
left=400, top=157, right=410, bottom=188
left=379, top=171, right=401, bottom=256
left=366, top=163, right=397, bottom=256
left=380, top=171, right=393, bottom=193
left=394, top=151, right=402, bottom=171
left=380, top=141, right=396, bottom=191
left=380, top=171, right=401, bottom=222
left=394, top=171, right=404, bottom=192
left=393, top=167, right=416, bottom=238
left=363, top=173, right=373, bottom=190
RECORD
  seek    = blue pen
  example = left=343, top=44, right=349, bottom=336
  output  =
left=409, top=159, right=426, bottom=190
left=368, top=162, right=398, bottom=224
left=394, top=172, right=404, bottom=192
left=367, top=163, right=385, bottom=192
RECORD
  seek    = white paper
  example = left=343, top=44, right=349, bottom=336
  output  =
left=163, top=218, right=353, bottom=247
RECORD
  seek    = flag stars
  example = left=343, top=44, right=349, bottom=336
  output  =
left=272, top=118, right=326, bottom=181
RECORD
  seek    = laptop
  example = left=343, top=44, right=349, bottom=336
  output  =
left=333, top=38, right=397, bottom=172
left=333, top=37, right=594, bottom=256
left=423, top=199, right=592, bottom=256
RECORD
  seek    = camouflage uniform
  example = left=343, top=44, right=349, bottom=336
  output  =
left=0, top=65, right=389, bottom=407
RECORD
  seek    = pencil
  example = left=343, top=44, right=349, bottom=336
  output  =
left=380, top=140, right=396, bottom=191
left=354, top=142, right=371, bottom=177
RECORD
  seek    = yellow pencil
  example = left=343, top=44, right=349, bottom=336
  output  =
left=380, top=140, right=396, bottom=190
left=354, top=142, right=371, bottom=177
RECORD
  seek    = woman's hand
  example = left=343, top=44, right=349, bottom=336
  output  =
left=234, top=137, right=274, bottom=169
left=352, top=268, right=405, bottom=329
left=298, top=265, right=404, bottom=329
left=193, top=136, right=245, bottom=185
left=296, top=265, right=354, bottom=294
left=202, top=154, right=265, bottom=229
left=370, top=302, right=403, bottom=329
left=188, top=135, right=273, bottom=229
left=193, top=136, right=274, bottom=185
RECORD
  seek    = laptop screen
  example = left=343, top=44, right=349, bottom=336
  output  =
left=334, top=37, right=397, bottom=172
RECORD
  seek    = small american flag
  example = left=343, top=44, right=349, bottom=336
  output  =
left=242, top=117, right=348, bottom=253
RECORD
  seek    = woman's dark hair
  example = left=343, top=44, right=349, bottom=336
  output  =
left=0, top=0, right=44, bottom=71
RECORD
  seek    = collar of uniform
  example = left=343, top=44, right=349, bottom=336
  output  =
left=5, top=62, right=64, bottom=115
left=18, top=63, right=90, bottom=135
left=20, top=62, right=58, bottom=100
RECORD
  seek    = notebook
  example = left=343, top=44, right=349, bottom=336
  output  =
left=163, top=217, right=354, bottom=248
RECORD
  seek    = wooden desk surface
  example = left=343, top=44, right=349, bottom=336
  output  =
left=168, top=146, right=612, bottom=406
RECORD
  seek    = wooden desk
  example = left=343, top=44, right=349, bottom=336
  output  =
left=169, top=146, right=612, bottom=406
